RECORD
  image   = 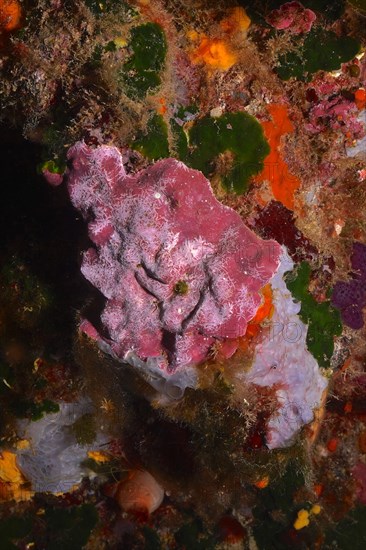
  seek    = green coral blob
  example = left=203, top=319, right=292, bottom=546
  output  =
left=10, top=398, right=60, bottom=421
left=277, top=28, right=360, bottom=81
left=133, top=113, right=169, bottom=159
left=122, top=23, right=167, bottom=99
left=285, top=262, right=342, bottom=368
left=186, top=112, right=269, bottom=194
left=38, top=159, right=66, bottom=175
left=132, top=109, right=268, bottom=194
left=30, top=399, right=60, bottom=421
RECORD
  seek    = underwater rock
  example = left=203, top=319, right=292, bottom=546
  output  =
left=67, top=142, right=281, bottom=379
left=245, top=249, right=328, bottom=448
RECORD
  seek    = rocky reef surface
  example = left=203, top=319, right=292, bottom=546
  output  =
left=1, top=1, right=366, bottom=548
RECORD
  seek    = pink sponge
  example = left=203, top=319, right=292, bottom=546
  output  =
left=67, top=142, right=281, bottom=373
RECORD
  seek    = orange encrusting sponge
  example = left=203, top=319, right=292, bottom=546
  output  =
left=0, top=0, right=22, bottom=32
left=257, top=104, right=301, bottom=210
left=190, top=36, right=237, bottom=71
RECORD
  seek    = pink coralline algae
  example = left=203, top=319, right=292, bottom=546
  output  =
left=42, top=169, right=63, bottom=187
left=67, top=142, right=281, bottom=377
left=266, top=2, right=316, bottom=34
left=304, top=96, right=365, bottom=141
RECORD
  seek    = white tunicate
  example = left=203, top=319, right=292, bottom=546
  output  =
left=16, top=399, right=109, bottom=493
left=246, top=247, right=328, bottom=449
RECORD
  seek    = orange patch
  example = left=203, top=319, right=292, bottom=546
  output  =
left=254, top=475, right=269, bottom=489
left=0, top=0, right=22, bottom=32
left=220, top=285, right=274, bottom=355
left=327, top=438, right=338, bottom=453
left=158, top=97, right=167, bottom=115
left=341, top=357, right=351, bottom=371
left=245, top=284, right=274, bottom=339
left=313, top=483, right=324, bottom=497
left=354, top=88, right=366, bottom=110
left=0, top=450, right=32, bottom=502
left=252, top=284, right=274, bottom=324
left=257, top=104, right=301, bottom=210
left=190, top=36, right=237, bottom=71
left=220, top=7, right=251, bottom=34
left=230, top=285, right=275, bottom=355
left=88, top=450, right=110, bottom=463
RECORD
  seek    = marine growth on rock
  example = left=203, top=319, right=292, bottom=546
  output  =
left=332, top=242, right=366, bottom=329
left=67, top=142, right=281, bottom=382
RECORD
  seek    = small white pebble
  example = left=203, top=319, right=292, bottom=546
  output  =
left=210, top=107, right=223, bottom=118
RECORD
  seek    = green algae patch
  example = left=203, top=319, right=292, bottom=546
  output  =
left=277, top=28, right=360, bottom=81
left=38, top=159, right=66, bottom=175
left=186, top=112, right=270, bottom=194
left=132, top=110, right=268, bottom=193
left=122, top=23, right=167, bottom=99
left=10, top=398, right=60, bottom=421
left=30, top=399, right=60, bottom=421
left=44, top=504, right=98, bottom=550
left=304, top=0, right=345, bottom=19
left=71, top=412, right=97, bottom=445
left=170, top=105, right=199, bottom=160
left=174, top=280, right=189, bottom=295
left=0, top=516, right=32, bottom=550
left=133, top=113, right=169, bottom=159
left=285, top=262, right=342, bottom=368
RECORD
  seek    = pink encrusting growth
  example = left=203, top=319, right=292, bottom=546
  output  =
left=67, top=142, right=281, bottom=373
left=266, top=1, right=316, bottom=34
